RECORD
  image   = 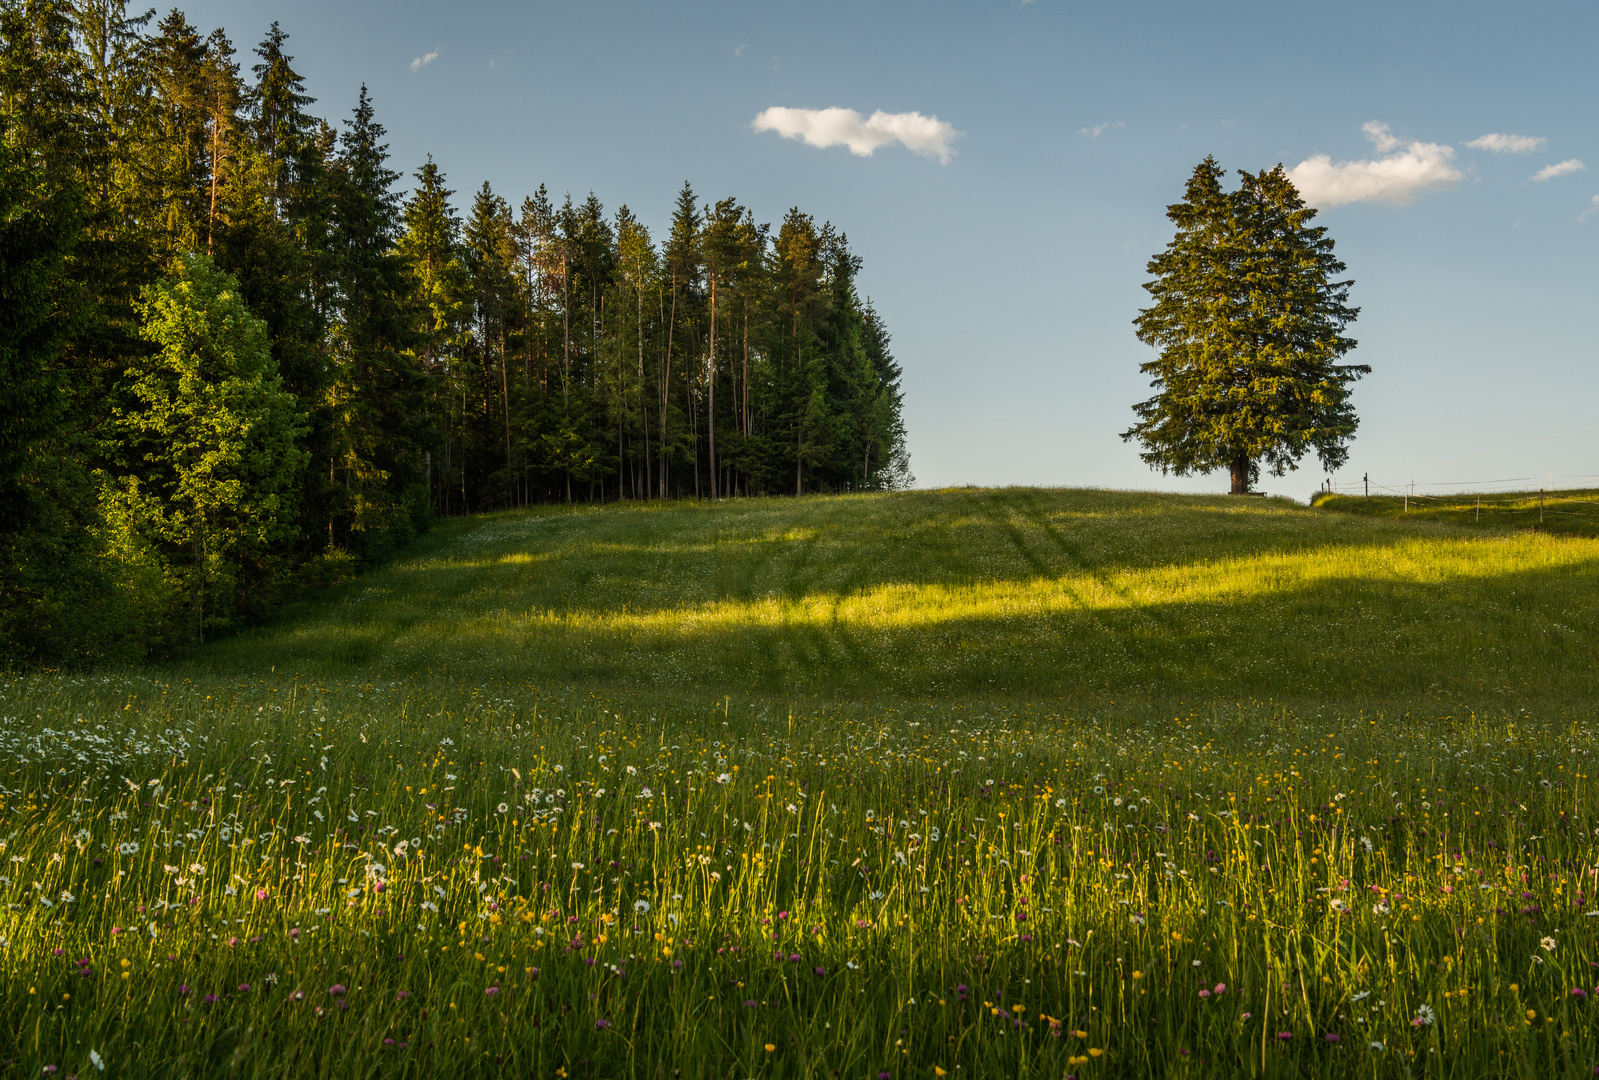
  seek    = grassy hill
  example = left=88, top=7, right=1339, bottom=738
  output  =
left=198, top=487, right=1599, bottom=705
left=11, top=488, right=1599, bottom=1077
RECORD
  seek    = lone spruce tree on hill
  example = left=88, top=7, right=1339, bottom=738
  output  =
left=1124, top=157, right=1366, bottom=494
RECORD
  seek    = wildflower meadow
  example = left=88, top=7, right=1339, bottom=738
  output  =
left=4, top=490, right=1599, bottom=1077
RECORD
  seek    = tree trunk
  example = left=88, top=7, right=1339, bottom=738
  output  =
left=661, top=280, right=674, bottom=499
left=1230, top=453, right=1252, bottom=494
left=708, top=271, right=717, bottom=500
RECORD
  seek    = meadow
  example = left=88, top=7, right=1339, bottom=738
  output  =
left=5, top=488, right=1599, bottom=1078
left=204, top=488, right=1599, bottom=703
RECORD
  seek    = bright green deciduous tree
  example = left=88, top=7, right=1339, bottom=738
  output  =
left=1125, top=157, right=1366, bottom=494
left=102, top=251, right=306, bottom=645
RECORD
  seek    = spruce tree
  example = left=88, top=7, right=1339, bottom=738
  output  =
left=326, top=85, right=424, bottom=553
left=0, top=0, right=88, bottom=493
left=1125, top=157, right=1365, bottom=493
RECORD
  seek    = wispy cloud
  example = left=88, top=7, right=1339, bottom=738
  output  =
left=1287, top=122, right=1462, bottom=208
left=752, top=107, right=960, bottom=163
left=409, top=48, right=439, bottom=73
left=1362, top=119, right=1401, bottom=152
left=1465, top=133, right=1546, bottom=154
left=1580, top=195, right=1599, bottom=223
left=1077, top=121, right=1123, bottom=138
left=1531, top=159, right=1585, bottom=182
left=732, top=43, right=745, bottom=58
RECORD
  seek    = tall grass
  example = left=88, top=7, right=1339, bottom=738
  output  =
left=2, top=676, right=1598, bottom=1077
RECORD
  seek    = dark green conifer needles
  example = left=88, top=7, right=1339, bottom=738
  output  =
left=1125, top=157, right=1366, bottom=493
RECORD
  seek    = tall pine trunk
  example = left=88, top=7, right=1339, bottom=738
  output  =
left=707, top=271, right=717, bottom=500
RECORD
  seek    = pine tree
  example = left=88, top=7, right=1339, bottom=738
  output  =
left=860, top=299, right=911, bottom=489
left=0, top=0, right=88, bottom=493
left=248, top=20, right=313, bottom=219
left=1125, top=157, right=1365, bottom=493
left=327, top=84, right=425, bottom=554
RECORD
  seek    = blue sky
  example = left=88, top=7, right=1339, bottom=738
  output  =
left=195, top=0, right=1598, bottom=498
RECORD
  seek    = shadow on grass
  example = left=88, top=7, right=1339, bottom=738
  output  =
left=186, top=489, right=1599, bottom=705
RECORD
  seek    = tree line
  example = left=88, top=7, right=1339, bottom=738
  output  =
left=0, top=0, right=911, bottom=664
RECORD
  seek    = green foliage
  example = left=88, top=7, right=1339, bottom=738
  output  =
left=0, top=0, right=88, bottom=491
left=1127, top=158, right=1367, bottom=494
left=100, top=251, right=306, bottom=648
left=1, top=5, right=911, bottom=664
left=0, top=441, right=138, bottom=666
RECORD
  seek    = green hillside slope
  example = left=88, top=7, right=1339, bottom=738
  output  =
left=197, top=487, right=1599, bottom=702
left=1314, top=487, right=1599, bottom=538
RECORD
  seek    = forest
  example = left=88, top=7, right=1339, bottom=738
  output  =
left=0, top=1, right=911, bottom=665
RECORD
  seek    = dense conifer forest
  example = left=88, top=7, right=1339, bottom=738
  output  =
left=0, top=1, right=910, bottom=664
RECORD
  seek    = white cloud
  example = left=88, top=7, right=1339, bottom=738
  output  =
left=1077, top=121, right=1124, bottom=138
left=1531, top=159, right=1585, bottom=182
left=1287, top=122, right=1462, bottom=208
left=1580, top=195, right=1599, bottom=223
left=1361, top=120, right=1401, bottom=152
left=752, top=107, right=959, bottom=164
left=409, top=49, right=439, bottom=73
left=1465, top=133, right=1546, bottom=154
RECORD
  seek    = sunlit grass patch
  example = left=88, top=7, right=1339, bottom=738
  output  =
left=199, top=488, right=1599, bottom=702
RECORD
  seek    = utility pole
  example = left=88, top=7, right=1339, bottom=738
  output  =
left=1363, top=472, right=1368, bottom=498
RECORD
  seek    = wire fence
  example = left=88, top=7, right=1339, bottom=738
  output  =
left=1314, top=474, right=1599, bottom=528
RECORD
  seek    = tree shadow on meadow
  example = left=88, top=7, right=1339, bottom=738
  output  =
left=198, top=491, right=1599, bottom=704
